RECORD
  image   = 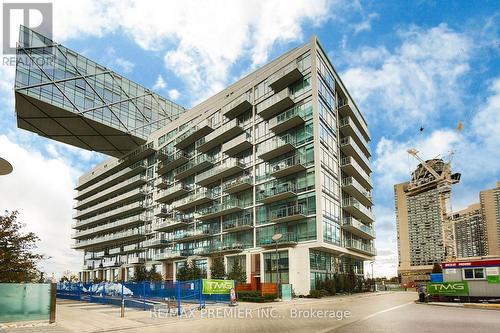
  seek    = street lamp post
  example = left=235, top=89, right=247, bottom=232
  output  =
left=271, top=233, right=283, bottom=301
left=369, top=261, right=375, bottom=292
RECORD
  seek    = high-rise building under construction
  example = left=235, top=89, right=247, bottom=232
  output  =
left=395, top=157, right=460, bottom=285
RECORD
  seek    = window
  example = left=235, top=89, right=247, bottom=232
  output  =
left=263, top=251, right=289, bottom=284
left=463, top=268, right=485, bottom=280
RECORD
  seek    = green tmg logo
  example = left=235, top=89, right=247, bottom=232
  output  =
left=427, top=282, right=469, bottom=296
left=202, top=279, right=235, bottom=295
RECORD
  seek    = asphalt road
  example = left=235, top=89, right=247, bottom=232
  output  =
left=3, top=292, right=500, bottom=333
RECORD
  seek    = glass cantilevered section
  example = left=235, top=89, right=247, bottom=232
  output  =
left=14, top=26, right=186, bottom=157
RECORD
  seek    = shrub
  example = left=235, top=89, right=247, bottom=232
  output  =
left=309, top=290, right=323, bottom=298
left=263, top=293, right=277, bottom=300
left=237, top=290, right=260, bottom=298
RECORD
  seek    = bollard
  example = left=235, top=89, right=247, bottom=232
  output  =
left=121, top=283, right=125, bottom=318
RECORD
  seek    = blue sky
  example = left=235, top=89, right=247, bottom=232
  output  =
left=0, top=0, right=498, bottom=278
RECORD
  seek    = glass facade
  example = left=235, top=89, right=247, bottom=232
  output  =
left=14, top=28, right=374, bottom=294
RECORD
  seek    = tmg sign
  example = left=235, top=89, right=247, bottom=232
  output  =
left=427, top=282, right=469, bottom=296
left=202, top=279, right=235, bottom=295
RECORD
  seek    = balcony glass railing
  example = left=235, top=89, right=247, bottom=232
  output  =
left=340, top=157, right=372, bottom=187
left=342, top=197, right=374, bottom=220
left=270, top=204, right=305, bottom=221
left=340, top=137, right=370, bottom=169
left=257, top=232, right=298, bottom=246
left=268, top=154, right=305, bottom=175
left=195, top=158, right=246, bottom=184
left=75, top=201, right=145, bottom=227
left=171, top=189, right=215, bottom=209
left=344, top=239, right=376, bottom=255
left=72, top=214, right=145, bottom=235
left=257, top=181, right=297, bottom=202
left=259, top=134, right=296, bottom=156
left=222, top=175, right=253, bottom=192
left=75, top=188, right=145, bottom=218
left=342, top=217, right=375, bottom=238
left=222, top=216, right=253, bottom=231
left=339, top=117, right=370, bottom=153
left=197, top=199, right=242, bottom=217
left=342, top=177, right=372, bottom=201
left=72, top=228, right=145, bottom=248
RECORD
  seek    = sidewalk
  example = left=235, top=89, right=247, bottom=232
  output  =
left=421, top=301, right=500, bottom=311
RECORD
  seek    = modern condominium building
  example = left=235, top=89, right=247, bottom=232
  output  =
left=395, top=159, right=460, bottom=286
left=14, top=26, right=375, bottom=295
left=452, top=204, right=488, bottom=258
left=480, top=182, right=500, bottom=257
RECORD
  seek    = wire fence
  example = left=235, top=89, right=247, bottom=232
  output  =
left=57, top=280, right=231, bottom=314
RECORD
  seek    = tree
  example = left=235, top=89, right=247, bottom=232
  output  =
left=148, top=266, right=163, bottom=282
left=432, top=263, right=442, bottom=273
left=131, top=266, right=148, bottom=282
left=0, top=211, right=45, bottom=282
left=210, top=257, right=226, bottom=279
left=227, top=259, right=246, bottom=283
left=176, top=260, right=203, bottom=281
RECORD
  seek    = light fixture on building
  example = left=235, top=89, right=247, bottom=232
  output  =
left=0, top=157, right=13, bottom=175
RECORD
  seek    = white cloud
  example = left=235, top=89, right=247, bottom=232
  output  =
left=168, top=89, right=180, bottom=101
left=352, top=12, right=379, bottom=34
left=152, top=74, right=167, bottom=91
left=0, top=135, right=82, bottom=278
left=342, top=24, right=472, bottom=132
left=114, top=57, right=135, bottom=73
left=38, top=0, right=337, bottom=104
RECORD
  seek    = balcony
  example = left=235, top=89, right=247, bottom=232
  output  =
left=344, top=239, right=376, bottom=256
left=174, top=154, right=215, bottom=180
left=196, top=119, right=244, bottom=153
left=222, top=93, right=252, bottom=119
left=156, top=183, right=190, bottom=203
left=222, top=216, right=253, bottom=232
left=222, top=175, right=253, bottom=194
left=74, top=188, right=145, bottom=220
left=171, top=190, right=215, bottom=211
left=340, top=157, right=372, bottom=190
left=270, top=204, right=307, bottom=224
left=156, top=177, right=174, bottom=189
left=71, top=228, right=145, bottom=249
left=153, top=215, right=190, bottom=232
left=128, top=257, right=145, bottom=264
left=268, top=154, right=306, bottom=178
left=343, top=197, right=375, bottom=222
left=258, top=181, right=297, bottom=204
left=154, top=205, right=172, bottom=217
left=196, top=200, right=243, bottom=221
left=268, top=62, right=303, bottom=92
left=342, top=217, right=375, bottom=240
left=75, top=174, right=146, bottom=210
left=156, top=147, right=170, bottom=161
left=196, top=159, right=246, bottom=186
left=256, top=88, right=295, bottom=119
left=153, top=251, right=189, bottom=261
left=259, top=232, right=298, bottom=248
left=75, top=161, right=146, bottom=201
left=338, top=101, right=370, bottom=140
left=339, top=117, right=371, bottom=157
left=102, top=260, right=122, bottom=268
left=208, top=241, right=244, bottom=254
left=175, top=120, right=214, bottom=149
left=81, top=264, right=93, bottom=271
left=143, top=238, right=171, bottom=248
left=269, top=104, right=306, bottom=134
left=222, top=133, right=252, bottom=156
left=122, top=243, right=141, bottom=253
left=258, top=134, right=296, bottom=161
left=74, top=201, right=145, bottom=228
left=157, top=151, right=190, bottom=175
left=174, top=229, right=212, bottom=242
left=341, top=177, right=372, bottom=207
left=72, top=214, right=146, bottom=238
left=340, top=137, right=371, bottom=173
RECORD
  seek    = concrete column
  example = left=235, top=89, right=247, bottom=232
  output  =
left=288, top=246, right=311, bottom=296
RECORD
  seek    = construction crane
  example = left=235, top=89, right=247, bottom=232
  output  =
left=406, top=148, right=461, bottom=262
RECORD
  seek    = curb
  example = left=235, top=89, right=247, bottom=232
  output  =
left=418, top=301, right=500, bottom=310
